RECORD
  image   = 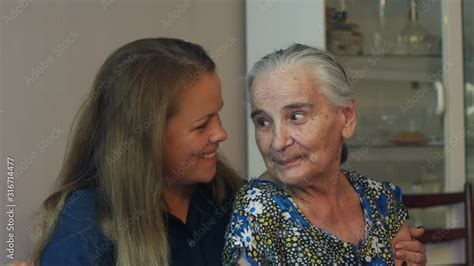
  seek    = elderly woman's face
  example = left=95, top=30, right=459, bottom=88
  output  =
left=250, top=65, right=356, bottom=186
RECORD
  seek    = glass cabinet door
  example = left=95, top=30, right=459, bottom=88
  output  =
left=325, top=0, right=444, bottom=194
left=324, top=0, right=468, bottom=262
left=324, top=0, right=469, bottom=234
left=464, top=0, right=474, bottom=193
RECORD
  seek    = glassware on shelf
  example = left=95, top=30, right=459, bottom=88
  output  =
left=395, top=0, right=439, bottom=55
left=371, top=0, right=389, bottom=55
left=326, top=0, right=363, bottom=55
left=376, top=114, right=398, bottom=144
left=423, top=101, right=444, bottom=144
left=390, top=120, right=430, bottom=145
left=467, top=83, right=474, bottom=143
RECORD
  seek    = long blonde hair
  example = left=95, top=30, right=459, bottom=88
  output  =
left=31, top=37, right=244, bottom=265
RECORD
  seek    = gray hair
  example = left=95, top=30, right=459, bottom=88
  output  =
left=247, top=43, right=353, bottom=108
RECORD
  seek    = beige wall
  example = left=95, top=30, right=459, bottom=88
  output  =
left=0, top=0, right=245, bottom=262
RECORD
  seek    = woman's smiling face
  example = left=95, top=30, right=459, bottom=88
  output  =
left=163, top=71, right=228, bottom=186
left=250, top=65, right=356, bottom=186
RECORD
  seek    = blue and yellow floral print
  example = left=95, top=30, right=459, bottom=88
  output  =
left=222, top=170, right=409, bottom=265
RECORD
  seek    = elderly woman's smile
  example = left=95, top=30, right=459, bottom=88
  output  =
left=271, top=154, right=303, bottom=166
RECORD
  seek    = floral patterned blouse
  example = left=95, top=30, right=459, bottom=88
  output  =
left=222, top=169, right=409, bottom=265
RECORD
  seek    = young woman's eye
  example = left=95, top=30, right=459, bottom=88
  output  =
left=290, top=112, right=305, bottom=121
left=195, top=122, right=208, bottom=131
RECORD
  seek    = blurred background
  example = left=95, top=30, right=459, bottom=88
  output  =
left=1, top=0, right=473, bottom=264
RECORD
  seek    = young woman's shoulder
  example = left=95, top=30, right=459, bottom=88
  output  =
left=40, top=186, right=115, bottom=265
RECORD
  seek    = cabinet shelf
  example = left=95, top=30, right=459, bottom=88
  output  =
left=346, top=144, right=443, bottom=162
left=346, top=142, right=474, bottom=163
left=337, top=55, right=442, bottom=82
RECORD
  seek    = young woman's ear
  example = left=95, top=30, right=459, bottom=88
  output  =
left=341, top=100, right=356, bottom=140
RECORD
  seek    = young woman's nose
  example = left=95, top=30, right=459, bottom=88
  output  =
left=209, top=115, right=228, bottom=144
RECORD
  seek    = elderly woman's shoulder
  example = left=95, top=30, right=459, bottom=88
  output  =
left=236, top=178, right=284, bottom=199
left=231, top=178, right=286, bottom=215
left=345, top=169, right=404, bottom=202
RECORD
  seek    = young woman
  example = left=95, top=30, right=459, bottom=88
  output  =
left=31, top=38, right=243, bottom=265
left=28, top=38, right=425, bottom=265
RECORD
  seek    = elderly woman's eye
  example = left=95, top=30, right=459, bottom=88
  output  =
left=255, top=118, right=270, bottom=128
left=290, top=112, right=305, bottom=121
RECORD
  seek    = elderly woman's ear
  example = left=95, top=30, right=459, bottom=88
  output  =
left=341, top=99, right=357, bottom=139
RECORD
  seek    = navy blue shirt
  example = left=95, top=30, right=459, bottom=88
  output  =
left=40, top=186, right=233, bottom=265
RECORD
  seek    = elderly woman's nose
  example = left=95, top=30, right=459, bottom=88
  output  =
left=271, top=124, right=292, bottom=151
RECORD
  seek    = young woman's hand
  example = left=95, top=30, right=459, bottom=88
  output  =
left=394, top=227, right=427, bottom=266
left=9, top=261, right=32, bottom=266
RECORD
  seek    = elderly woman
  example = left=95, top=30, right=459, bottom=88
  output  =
left=223, top=44, right=425, bottom=265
